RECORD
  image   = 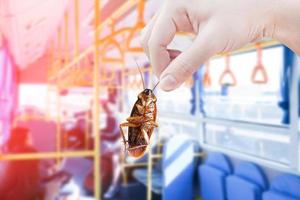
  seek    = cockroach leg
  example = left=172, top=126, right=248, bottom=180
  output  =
left=128, top=144, right=148, bottom=150
left=142, top=129, right=150, bottom=144
left=136, top=104, right=144, bottom=113
left=120, top=122, right=140, bottom=127
left=146, top=100, right=152, bottom=106
left=146, top=121, right=158, bottom=128
left=126, top=116, right=144, bottom=123
left=119, top=122, right=140, bottom=152
left=122, top=140, right=129, bottom=153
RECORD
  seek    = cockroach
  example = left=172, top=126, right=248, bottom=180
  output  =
left=119, top=62, right=159, bottom=158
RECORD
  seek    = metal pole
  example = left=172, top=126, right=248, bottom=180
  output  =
left=56, top=27, right=62, bottom=164
left=93, top=0, right=101, bottom=198
left=46, top=40, right=54, bottom=120
left=137, top=0, right=145, bottom=24
left=64, top=12, right=69, bottom=64
left=74, top=0, right=80, bottom=58
left=85, top=110, right=90, bottom=150
left=63, top=11, right=69, bottom=149
left=147, top=150, right=153, bottom=200
left=290, top=53, right=299, bottom=169
left=56, top=84, right=61, bottom=163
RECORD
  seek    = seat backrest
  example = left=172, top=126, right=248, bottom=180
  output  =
left=206, top=152, right=233, bottom=174
left=162, top=135, right=197, bottom=200
left=268, top=174, right=300, bottom=199
left=235, top=162, right=268, bottom=190
left=199, top=153, right=232, bottom=200
left=226, top=161, right=268, bottom=200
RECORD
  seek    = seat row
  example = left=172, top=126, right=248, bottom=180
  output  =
left=200, top=152, right=300, bottom=200
left=132, top=135, right=300, bottom=200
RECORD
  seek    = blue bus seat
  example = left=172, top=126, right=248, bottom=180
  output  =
left=133, top=135, right=199, bottom=199
left=132, top=166, right=162, bottom=194
left=199, top=152, right=233, bottom=200
left=162, top=135, right=199, bottom=200
left=132, top=144, right=163, bottom=194
left=263, top=174, right=300, bottom=200
left=226, top=162, right=268, bottom=200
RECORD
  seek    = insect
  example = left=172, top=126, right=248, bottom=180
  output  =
left=119, top=62, right=159, bottom=158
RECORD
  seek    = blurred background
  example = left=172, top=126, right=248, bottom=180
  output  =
left=0, top=0, right=300, bottom=200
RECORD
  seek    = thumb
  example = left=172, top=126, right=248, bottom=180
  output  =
left=159, top=24, right=220, bottom=91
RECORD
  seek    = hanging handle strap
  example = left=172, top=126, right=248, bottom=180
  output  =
left=219, top=54, right=237, bottom=86
left=251, top=43, right=268, bottom=84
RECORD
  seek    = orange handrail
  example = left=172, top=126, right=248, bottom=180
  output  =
left=203, top=61, right=212, bottom=87
left=251, top=43, right=268, bottom=84
left=101, top=20, right=124, bottom=83
left=125, top=0, right=145, bottom=52
left=101, top=20, right=124, bottom=62
left=219, top=54, right=237, bottom=86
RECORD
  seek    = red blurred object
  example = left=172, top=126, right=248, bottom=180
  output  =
left=84, top=154, right=113, bottom=195
left=0, top=127, right=44, bottom=200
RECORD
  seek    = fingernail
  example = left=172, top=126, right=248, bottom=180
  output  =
left=160, top=74, right=178, bottom=91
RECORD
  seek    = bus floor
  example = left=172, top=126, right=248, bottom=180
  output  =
left=63, top=157, right=160, bottom=200
left=103, top=182, right=161, bottom=200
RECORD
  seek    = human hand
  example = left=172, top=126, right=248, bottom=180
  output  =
left=141, top=0, right=300, bottom=91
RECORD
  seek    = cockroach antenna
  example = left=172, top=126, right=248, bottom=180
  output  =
left=152, top=80, right=160, bottom=91
left=134, top=59, right=146, bottom=90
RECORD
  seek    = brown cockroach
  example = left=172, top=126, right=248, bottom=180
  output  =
left=119, top=62, right=159, bottom=158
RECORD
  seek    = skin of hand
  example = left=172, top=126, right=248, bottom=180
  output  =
left=141, top=0, right=300, bottom=91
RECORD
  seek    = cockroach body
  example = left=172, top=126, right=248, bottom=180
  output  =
left=119, top=61, right=159, bottom=158
left=120, top=89, right=158, bottom=158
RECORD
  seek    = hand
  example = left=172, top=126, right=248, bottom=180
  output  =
left=141, top=0, right=300, bottom=91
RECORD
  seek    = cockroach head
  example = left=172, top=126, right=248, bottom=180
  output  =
left=138, top=89, right=156, bottom=101
left=142, top=89, right=152, bottom=95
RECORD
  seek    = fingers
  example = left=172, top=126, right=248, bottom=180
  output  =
left=140, top=13, right=159, bottom=56
left=159, top=23, right=220, bottom=91
left=148, top=14, right=177, bottom=76
left=141, top=8, right=177, bottom=77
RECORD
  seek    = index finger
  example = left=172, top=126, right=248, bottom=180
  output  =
left=148, top=12, right=176, bottom=77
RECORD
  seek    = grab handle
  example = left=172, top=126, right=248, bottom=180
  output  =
left=251, top=43, right=268, bottom=84
left=219, top=54, right=237, bottom=86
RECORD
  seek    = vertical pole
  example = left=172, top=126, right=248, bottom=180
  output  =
left=57, top=27, right=62, bottom=74
left=137, top=0, right=145, bottom=24
left=147, top=150, right=153, bottom=200
left=93, top=0, right=101, bottom=199
left=74, top=0, right=89, bottom=149
left=46, top=84, right=51, bottom=120
left=63, top=11, right=69, bottom=149
left=289, top=52, right=299, bottom=170
left=120, top=51, right=127, bottom=185
left=85, top=110, right=90, bottom=150
left=46, top=40, right=54, bottom=120
left=64, top=12, right=69, bottom=64
left=56, top=86, right=62, bottom=163
left=56, top=27, right=62, bottom=164
left=74, top=0, right=79, bottom=58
